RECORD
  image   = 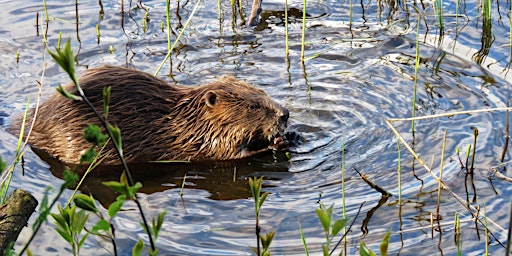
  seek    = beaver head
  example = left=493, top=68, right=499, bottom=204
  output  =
left=159, top=76, right=289, bottom=161
left=22, top=66, right=289, bottom=164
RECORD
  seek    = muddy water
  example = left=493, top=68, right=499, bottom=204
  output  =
left=1, top=0, right=511, bottom=255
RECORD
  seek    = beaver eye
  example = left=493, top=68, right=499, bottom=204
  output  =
left=249, top=103, right=261, bottom=110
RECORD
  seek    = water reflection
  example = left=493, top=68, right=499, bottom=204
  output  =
left=33, top=146, right=292, bottom=204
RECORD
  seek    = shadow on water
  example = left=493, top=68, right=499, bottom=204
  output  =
left=32, top=146, right=292, bottom=205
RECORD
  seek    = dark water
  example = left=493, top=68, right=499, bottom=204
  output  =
left=1, top=0, right=511, bottom=255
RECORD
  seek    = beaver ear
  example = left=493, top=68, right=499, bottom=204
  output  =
left=203, top=91, right=218, bottom=108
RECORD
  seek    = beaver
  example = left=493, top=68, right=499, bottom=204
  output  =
left=23, top=66, right=289, bottom=164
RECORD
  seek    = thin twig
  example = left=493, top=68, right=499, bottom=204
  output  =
left=329, top=202, right=365, bottom=255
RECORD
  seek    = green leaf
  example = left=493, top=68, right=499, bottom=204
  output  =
left=74, top=194, right=98, bottom=213
left=55, top=227, right=73, bottom=243
left=132, top=239, right=145, bottom=256
left=108, top=195, right=126, bottom=218
left=380, top=230, right=391, bottom=256
left=48, top=40, right=78, bottom=87
left=0, top=156, right=6, bottom=172
left=108, top=124, right=122, bottom=155
left=78, top=233, right=89, bottom=248
left=91, top=219, right=111, bottom=234
left=322, top=243, right=329, bottom=256
left=127, top=182, right=143, bottom=199
left=103, top=181, right=129, bottom=195
left=83, top=124, right=108, bottom=146
left=259, top=192, right=269, bottom=208
left=56, top=84, right=81, bottom=101
left=332, top=218, right=349, bottom=237
left=71, top=209, right=88, bottom=233
left=80, top=147, right=98, bottom=163
left=62, top=170, right=78, bottom=188
left=260, top=231, right=275, bottom=249
left=359, top=241, right=376, bottom=256
left=51, top=213, right=69, bottom=232
left=315, top=209, right=331, bottom=233
left=152, top=210, right=167, bottom=240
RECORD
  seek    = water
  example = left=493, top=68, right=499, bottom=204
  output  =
left=1, top=0, right=511, bottom=255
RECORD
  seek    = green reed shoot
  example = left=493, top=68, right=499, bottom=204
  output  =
left=434, top=0, right=444, bottom=30
left=179, top=174, right=187, bottom=197
left=0, top=99, right=31, bottom=204
left=155, top=0, right=202, bottom=76
left=484, top=203, right=489, bottom=256
left=341, top=138, right=348, bottom=251
left=249, top=177, right=274, bottom=256
left=397, top=140, right=402, bottom=204
left=51, top=204, right=89, bottom=256
left=349, top=0, right=353, bottom=26
left=507, top=197, right=512, bottom=255
left=315, top=203, right=349, bottom=255
left=455, top=0, right=460, bottom=28
left=482, top=0, right=491, bottom=21
left=470, top=128, right=478, bottom=175
left=165, top=0, right=172, bottom=42
left=411, top=15, right=421, bottom=133
left=57, top=32, right=63, bottom=49
left=20, top=170, right=79, bottom=255
left=0, top=157, right=5, bottom=173
left=284, top=0, right=289, bottom=56
left=298, top=219, right=309, bottom=256
left=300, top=0, right=307, bottom=63
left=95, top=24, right=101, bottom=43
left=341, top=139, right=346, bottom=217
left=437, top=130, right=447, bottom=217
left=454, top=212, right=461, bottom=255
left=142, top=15, right=148, bottom=33
left=43, top=0, right=49, bottom=43
left=217, top=0, right=222, bottom=23
left=359, top=230, right=390, bottom=256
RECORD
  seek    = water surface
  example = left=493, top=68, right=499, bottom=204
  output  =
left=0, top=0, right=511, bottom=255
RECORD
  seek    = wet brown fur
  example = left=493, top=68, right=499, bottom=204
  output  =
left=25, top=66, right=289, bottom=164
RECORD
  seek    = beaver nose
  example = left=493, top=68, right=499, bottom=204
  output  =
left=280, top=108, right=289, bottom=122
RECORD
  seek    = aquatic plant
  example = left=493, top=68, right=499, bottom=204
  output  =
left=249, top=177, right=274, bottom=256
left=47, top=39, right=161, bottom=254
